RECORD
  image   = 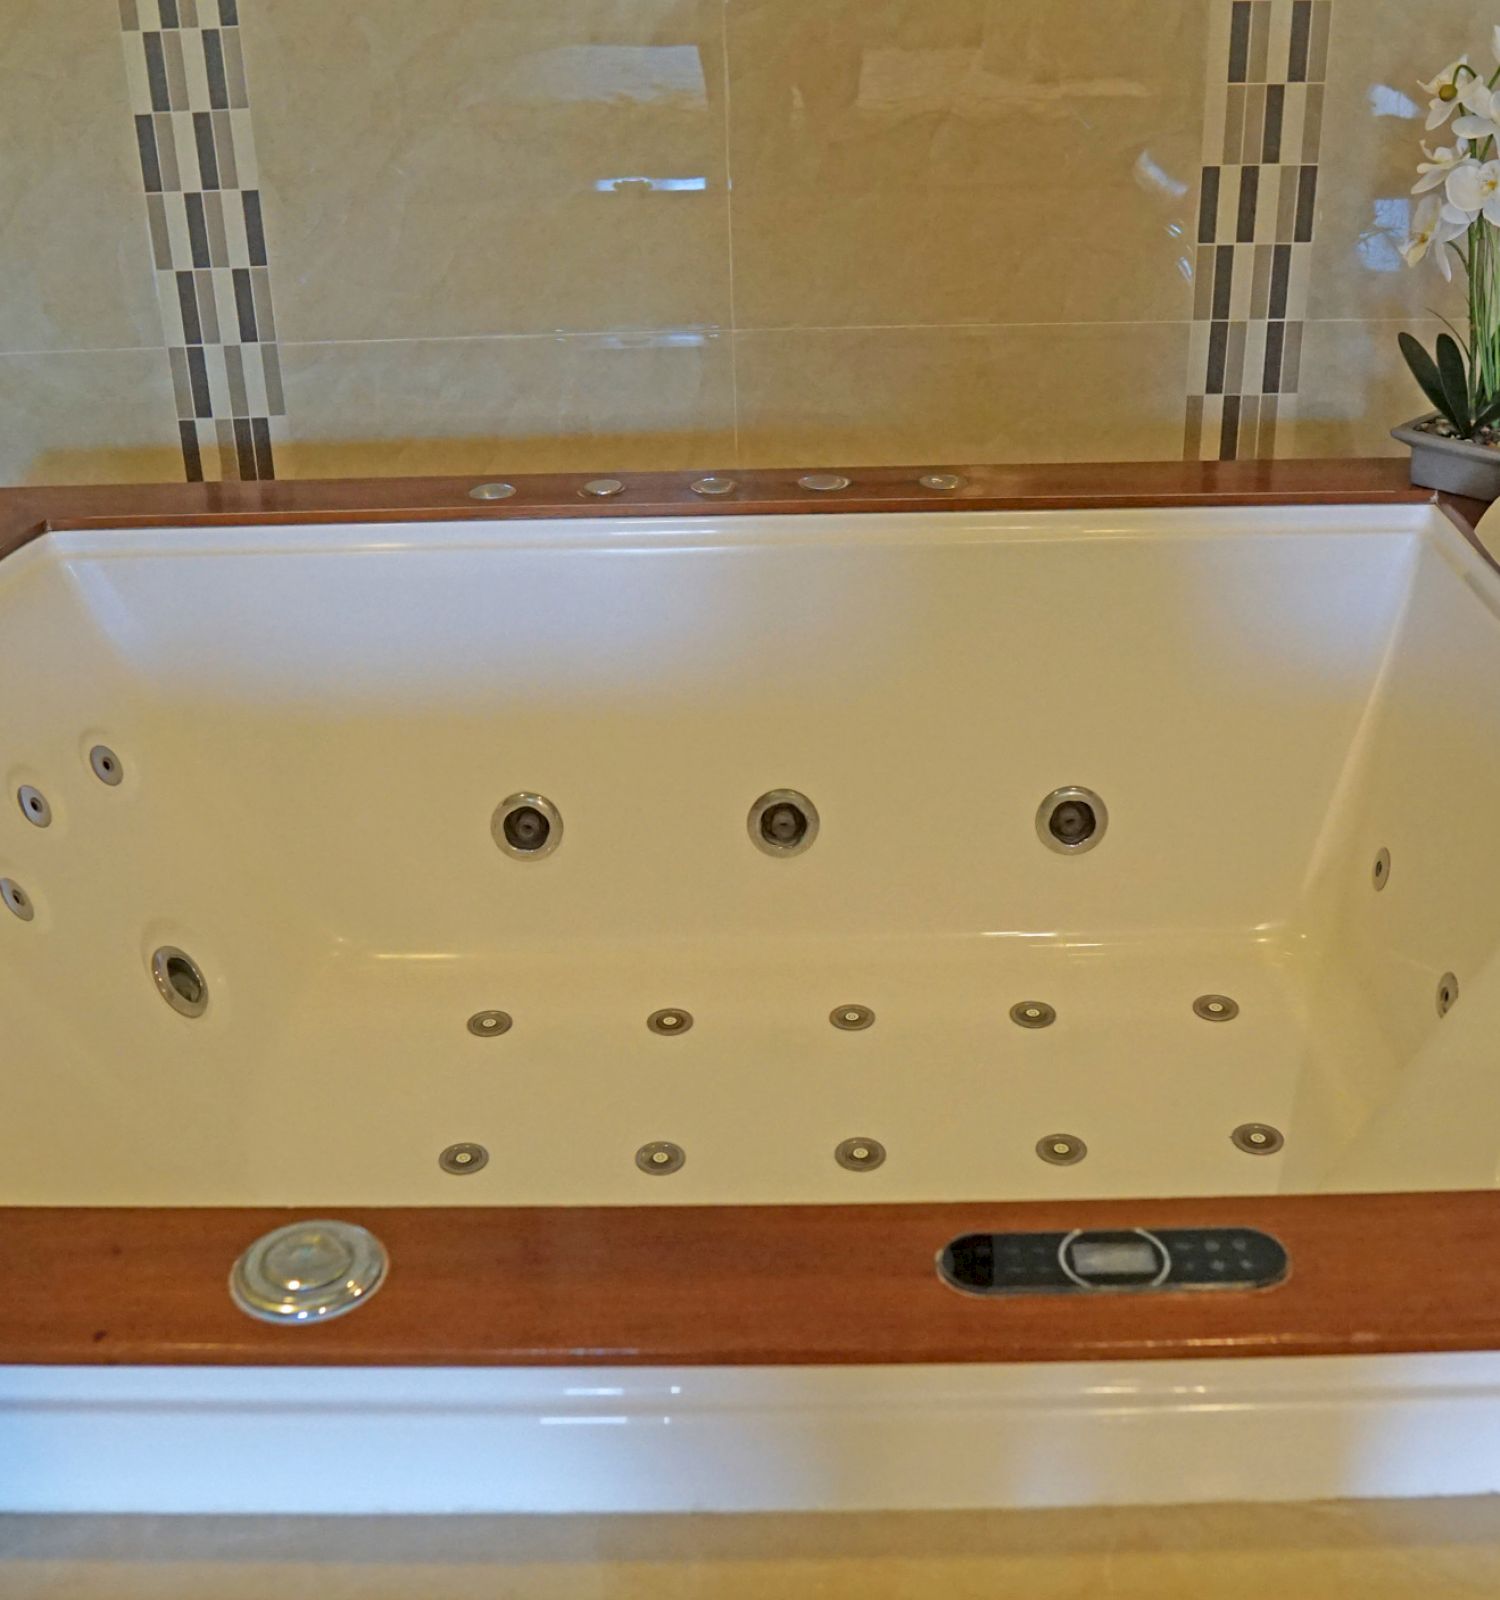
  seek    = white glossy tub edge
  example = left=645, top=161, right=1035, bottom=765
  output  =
left=4, top=1354, right=1500, bottom=1514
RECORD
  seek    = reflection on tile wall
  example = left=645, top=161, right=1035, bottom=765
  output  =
left=0, top=0, right=1473, bottom=484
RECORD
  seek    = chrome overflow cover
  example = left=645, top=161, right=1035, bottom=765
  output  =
left=230, top=1219, right=388, bottom=1325
left=691, top=476, right=737, bottom=496
left=918, top=473, right=966, bottom=492
left=468, top=482, right=515, bottom=501
left=798, top=472, right=851, bottom=492
left=581, top=478, right=625, bottom=498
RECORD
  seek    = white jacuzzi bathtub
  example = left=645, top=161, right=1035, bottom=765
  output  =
left=3, top=480, right=1500, bottom=1512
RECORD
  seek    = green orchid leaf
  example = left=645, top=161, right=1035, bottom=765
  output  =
left=1436, top=333, right=1474, bottom=435
left=1399, top=332, right=1464, bottom=432
left=1431, top=309, right=1472, bottom=361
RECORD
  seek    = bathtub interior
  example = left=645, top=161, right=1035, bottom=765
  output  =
left=1, top=503, right=1497, bottom=1207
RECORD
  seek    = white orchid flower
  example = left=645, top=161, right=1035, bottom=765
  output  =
left=1414, top=140, right=1471, bottom=192
left=1438, top=201, right=1476, bottom=277
left=1452, top=77, right=1500, bottom=141
left=1404, top=195, right=1471, bottom=281
left=1447, top=158, right=1500, bottom=223
left=1422, top=55, right=1472, bottom=128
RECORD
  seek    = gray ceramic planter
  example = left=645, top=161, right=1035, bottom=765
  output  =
left=1392, top=413, right=1500, bottom=498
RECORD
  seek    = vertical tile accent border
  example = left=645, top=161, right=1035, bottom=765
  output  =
left=120, top=0, right=285, bottom=482
left=1186, top=0, right=1329, bottom=461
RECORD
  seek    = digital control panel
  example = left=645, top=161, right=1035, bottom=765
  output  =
left=938, top=1227, right=1288, bottom=1296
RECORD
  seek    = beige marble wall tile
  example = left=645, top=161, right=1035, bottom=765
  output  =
left=736, top=322, right=1190, bottom=465
left=1308, top=0, right=1479, bottom=323
left=0, top=0, right=161, bottom=355
left=275, top=332, right=734, bottom=477
left=0, top=350, right=181, bottom=485
left=726, top=0, right=1204, bottom=330
left=243, top=0, right=732, bottom=343
left=8, top=1499, right=1500, bottom=1599
left=1282, top=318, right=1440, bottom=458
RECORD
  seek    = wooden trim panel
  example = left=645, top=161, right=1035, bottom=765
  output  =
left=0, top=458, right=1449, bottom=568
left=2, top=1191, right=1499, bottom=1367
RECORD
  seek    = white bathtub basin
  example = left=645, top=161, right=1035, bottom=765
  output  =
left=3, top=487, right=1499, bottom=1511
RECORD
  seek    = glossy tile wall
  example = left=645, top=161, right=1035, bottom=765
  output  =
left=0, top=0, right=1474, bottom=484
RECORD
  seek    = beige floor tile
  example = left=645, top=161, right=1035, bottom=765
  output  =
left=5, top=1500, right=1500, bottom=1599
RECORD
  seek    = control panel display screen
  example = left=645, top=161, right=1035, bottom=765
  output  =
left=1070, top=1240, right=1159, bottom=1276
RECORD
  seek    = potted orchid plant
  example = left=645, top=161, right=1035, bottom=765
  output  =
left=1395, top=26, right=1500, bottom=495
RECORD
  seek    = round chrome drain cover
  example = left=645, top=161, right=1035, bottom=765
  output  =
left=1036, top=1133, right=1087, bottom=1166
left=647, top=1008, right=693, bottom=1035
left=0, top=879, right=34, bottom=922
left=17, top=786, right=51, bottom=828
left=468, top=481, right=515, bottom=501
left=581, top=478, right=625, bottom=498
left=636, top=1140, right=685, bottom=1175
left=438, top=1142, right=489, bottom=1175
left=89, top=745, right=124, bottom=786
left=691, top=476, right=737, bottom=496
left=230, top=1219, right=387, bottom=1325
left=1437, top=972, right=1459, bottom=1018
left=1230, top=1122, right=1283, bottom=1155
left=1193, top=994, right=1239, bottom=1022
left=918, top=473, right=966, bottom=491
left=830, top=1004, right=875, bottom=1031
left=835, top=1136, right=885, bottom=1171
left=798, top=472, right=851, bottom=492
left=1010, top=1000, right=1056, bottom=1029
left=467, top=1009, right=512, bottom=1037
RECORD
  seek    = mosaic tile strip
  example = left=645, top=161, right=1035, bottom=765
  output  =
left=1185, top=0, right=1330, bottom=461
left=120, top=0, right=285, bottom=482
